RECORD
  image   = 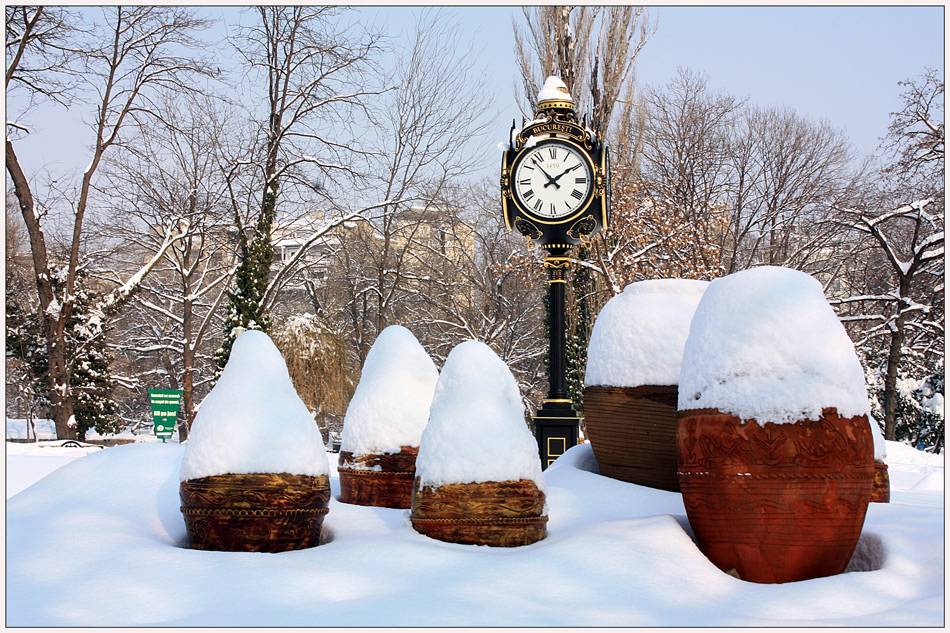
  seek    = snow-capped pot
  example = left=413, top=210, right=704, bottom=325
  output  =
left=338, top=325, right=439, bottom=508
left=179, top=330, right=330, bottom=552
left=583, top=279, right=708, bottom=491
left=676, top=266, right=875, bottom=583
left=411, top=340, right=547, bottom=547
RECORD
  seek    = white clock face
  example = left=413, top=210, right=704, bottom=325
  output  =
left=512, top=141, right=594, bottom=220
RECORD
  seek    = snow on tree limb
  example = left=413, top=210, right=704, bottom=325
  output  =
left=97, top=225, right=186, bottom=312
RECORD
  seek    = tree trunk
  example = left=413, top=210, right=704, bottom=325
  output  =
left=6, top=138, right=79, bottom=440
left=180, top=293, right=195, bottom=443
left=180, top=361, right=195, bottom=443
left=46, top=325, right=77, bottom=439
left=882, top=278, right=911, bottom=441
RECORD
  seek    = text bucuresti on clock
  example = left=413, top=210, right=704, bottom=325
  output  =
left=501, top=76, right=610, bottom=253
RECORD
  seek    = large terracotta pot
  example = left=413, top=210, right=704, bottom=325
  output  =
left=871, top=460, right=890, bottom=503
left=338, top=446, right=418, bottom=509
left=676, top=408, right=874, bottom=583
left=410, top=478, right=547, bottom=547
left=583, top=385, right=680, bottom=491
left=180, top=472, right=330, bottom=552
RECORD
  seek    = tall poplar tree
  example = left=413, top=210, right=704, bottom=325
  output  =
left=513, top=6, right=656, bottom=414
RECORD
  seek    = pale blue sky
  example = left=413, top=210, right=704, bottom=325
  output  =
left=9, top=5, right=944, bottom=178
left=424, top=4, right=944, bottom=160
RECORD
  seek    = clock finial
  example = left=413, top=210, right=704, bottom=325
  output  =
left=537, top=76, right=575, bottom=113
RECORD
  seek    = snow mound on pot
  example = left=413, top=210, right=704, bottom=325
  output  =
left=179, top=330, right=328, bottom=481
left=416, top=340, right=544, bottom=491
left=678, top=266, right=870, bottom=425
left=585, top=279, right=708, bottom=388
left=341, top=325, right=438, bottom=459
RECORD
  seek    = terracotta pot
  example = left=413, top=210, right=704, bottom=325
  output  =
left=583, top=385, right=680, bottom=491
left=338, top=446, right=418, bottom=509
left=676, top=408, right=874, bottom=583
left=180, top=472, right=330, bottom=552
left=410, top=478, right=547, bottom=547
left=871, top=460, right=890, bottom=503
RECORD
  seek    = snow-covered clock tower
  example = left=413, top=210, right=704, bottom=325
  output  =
left=500, top=76, right=612, bottom=468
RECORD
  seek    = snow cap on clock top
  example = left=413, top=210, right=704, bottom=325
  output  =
left=537, top=76, right=573, bottom=106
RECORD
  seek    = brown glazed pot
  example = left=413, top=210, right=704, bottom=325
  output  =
left=583, top=385, right=681, bottom=492
left=410, top=478, right=547, bottom=547
left=676, top=408, right=875, bottom=583
left=871, top=460, right=890, bottom=503
left=180, top=472, right=330, bottom=552
left=338, top=446, right=418, bottom=509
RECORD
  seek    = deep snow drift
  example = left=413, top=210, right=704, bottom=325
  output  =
left=5, top=438, right=943, bottom=627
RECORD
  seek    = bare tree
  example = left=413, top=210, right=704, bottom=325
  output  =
left=513, top=5, right=655, bottom=136
left=94, top=93, right=237, bottom=440
left=6, top=6, right=213, bottom=439
left=832, top=70, right=944, bottom=443
left=725, top=105, right=862, bottom=274
left=5, top=6, right=77, bottom=108
left=403, top=180, right=547, bottom=379
left=326, top=9, right=494, bottom=363
left=215, top=6, right=385, bottom=367
left=639, top=68, right=743, bottom=237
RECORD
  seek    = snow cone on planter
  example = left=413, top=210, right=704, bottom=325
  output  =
left=338, top=325, right=438, bottom=509
left=584, top=279, right=708, bottom=491
left=410, top=341, right=547, bottom=547
left=179, top=330, right=331, bottom=552
left=676, top=266, right=875, bottom=583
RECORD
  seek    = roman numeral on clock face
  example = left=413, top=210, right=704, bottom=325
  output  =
left=571, top=189, right=584, bottom=200
left=549, top=147, right=557, bottom=160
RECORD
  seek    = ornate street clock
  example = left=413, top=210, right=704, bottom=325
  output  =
left=501, top=77, right=610, bottom=256
left=500, top=76, right=612, bottom=469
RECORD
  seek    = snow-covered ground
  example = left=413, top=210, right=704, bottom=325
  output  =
left=5, top=437, right=944, bottom=627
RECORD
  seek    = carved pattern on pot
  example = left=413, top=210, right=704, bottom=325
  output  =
left=338, top=446, right=418, bottom=509
left=180, top=472, right=330, bottom=552
left=677, top=408, right=875, bottom=584
left=583, top=385, right=681, bottom=491
left=410, top=478, right=547, bottom=547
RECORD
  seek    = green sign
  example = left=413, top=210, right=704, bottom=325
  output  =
left=148, top=389, right=183, bottom=442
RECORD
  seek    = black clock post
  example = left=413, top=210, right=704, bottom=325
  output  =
left=533, top=251, right=579, bottom=469
left=500, top=77, right=611, bottom=469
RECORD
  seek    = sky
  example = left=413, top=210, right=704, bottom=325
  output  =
left=378, top=4, right=944, bottom=162
left=7, top=5, right=944, bottom=179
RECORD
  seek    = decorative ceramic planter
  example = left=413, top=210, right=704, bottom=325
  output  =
left=583, top=385, right=680, bottom=491
left=338, top=446, right=418, bottom=509
left=180, top=472, right=330, bottom=552
left=676, top=408, right=875, bottom=583
left=410, top=479, right=547, bottom=547
left=871, top=460, right=890, bottom=503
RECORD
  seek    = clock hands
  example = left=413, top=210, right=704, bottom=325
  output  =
left=547, top=163, right=582, bottom=187
left=531, top=156, right=562, bottom=189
